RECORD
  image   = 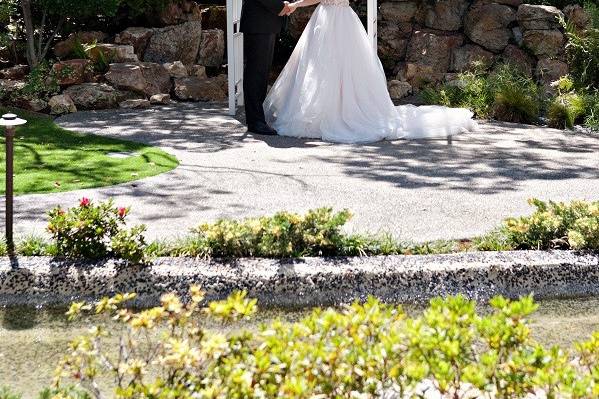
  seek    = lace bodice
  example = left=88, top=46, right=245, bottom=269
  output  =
left=320, top=0, right=350, bottom=6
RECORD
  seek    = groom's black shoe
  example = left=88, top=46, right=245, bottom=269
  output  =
left=248, top=121, right=278, bottom=136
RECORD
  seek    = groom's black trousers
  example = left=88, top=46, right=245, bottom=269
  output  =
left=243, top=33, right=277, bottom=127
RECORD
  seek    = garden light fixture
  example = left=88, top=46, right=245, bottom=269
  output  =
left=1, top=113, right=27, bottom=253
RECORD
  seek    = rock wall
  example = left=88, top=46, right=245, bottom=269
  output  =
left=290, top=1, right=587, bottom=98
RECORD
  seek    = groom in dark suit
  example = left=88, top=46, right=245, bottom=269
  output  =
left=240, top=0, right=293, bottom=135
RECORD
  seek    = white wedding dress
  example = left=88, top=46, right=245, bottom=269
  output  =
left=264, top=0, right=478, bottom=143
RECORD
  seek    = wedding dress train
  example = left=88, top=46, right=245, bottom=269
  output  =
left=263, top=0, right=477, bottom=143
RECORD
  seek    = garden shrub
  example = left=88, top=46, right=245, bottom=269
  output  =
left=47, top=198, right=150, bottom=263
left=562, top=4, right=599, bottom=91
left=45, top=289, right=599, bottom=398
left=183, top=208, right=352, bottom=258
left=502, top=198, right=599, bottom=250
left=547, top=76, right=588, bottom=129
left=14, top=61, right=59, bottom=101
left=422, top=63, right=541, bottom=123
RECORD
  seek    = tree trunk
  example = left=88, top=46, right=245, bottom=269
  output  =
left=20, top=0, right=39, bottom=67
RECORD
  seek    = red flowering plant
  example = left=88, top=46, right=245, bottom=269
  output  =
left=48, top=198, right=149, bottom=264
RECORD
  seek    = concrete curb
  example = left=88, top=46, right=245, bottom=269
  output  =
left=0, top=251, right=598, bottom=307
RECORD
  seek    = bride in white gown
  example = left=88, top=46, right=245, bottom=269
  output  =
left=263, top=0, right=478, bottom=143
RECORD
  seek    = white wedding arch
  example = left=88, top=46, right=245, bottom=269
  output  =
left=226, top=0, right=378, bottom=115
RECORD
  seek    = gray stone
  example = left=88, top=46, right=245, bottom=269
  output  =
left=189, top=65, right=208, bottom=79
left=173, top=76, right=226, bottom=101
left=114, top=27, right=154, bottom=59
left=380, top=1, right=419, bottom=22
left=120, top=99, right=151, bottom=109
left=23, top=98, right=48, bottom=112
left=464, top=3, right=517, bottom=53
left=144, top=21, right=203, bottom=65
left=424, top=0, right=469, bottom=31
left=563, top=4, right=591, bottom=32
left=150, top=93, right=171, bottom=104
left=51, top=59, right=92, bottom=86
left=450, top=44, right=495, bottom=72
left=163, top=61, right=188, bottom=78
left=198, top=29, right=225, bottom=67
left=378, top=21, right=411, bottom=69
left=407, top=30, right=464, bottom=72
left=536, top=58, right=569, bottom=88
left=0, top=64, right=29, bottom=80
left=388, top=80, right=412, bottom=100
left=48, top=94, right=77, bottom=115
left=523, top=29, right=565, bottom=58
left=64, top=83, right=121, bottom=110
left=105, top=62, right=171, bottom=97
left=501, top=44, right=536, bottom=76
left=0, top=79, right=25, bottom=99
left=517, top=4, right=564, bottom=30
left=90, top=44, right=139, bottom=63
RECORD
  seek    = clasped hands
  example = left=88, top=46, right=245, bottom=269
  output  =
left=279, top=1, right=297, bottom=16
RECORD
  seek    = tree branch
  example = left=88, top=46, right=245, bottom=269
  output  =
left=40, top=15, right=65, bottom=61
left=37, top=8, right=47, bottom=59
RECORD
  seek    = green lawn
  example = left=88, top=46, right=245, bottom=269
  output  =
left=0, top=108, right=179, bottom=195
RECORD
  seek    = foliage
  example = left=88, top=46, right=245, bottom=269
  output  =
left=47, top=198, right=150, bottom=263
left=582, top=90, right=599, bottom=131
left=422, top=63, right=541, bottom=123
left=0, top=387, right=21, bottom=399
left=13, top=60, right=59, bottom=101
left=502, top=198, right=599, bottom=250
left=561, top=6, right=599, bottom=91
left=121, top=0, right=173, bottom=16
left=48, top=290, right=599, bottom=398
left=547, top=76, right=588, bottom=129
left=0, top=107, right=179, bottom=196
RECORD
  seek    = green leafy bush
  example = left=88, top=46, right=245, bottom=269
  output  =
left=14, top=61, right=59, bottom=101
left=422, top=64, right=541, bottom=123
left=502, top=198, right=599, bottom=249
left=47, top=198, right=150, bottom=263
left=47, top=289, right=599, bottom=398
left=548, top=76, right=588, bottom=129
left=182, top=208, right=353, bottom=258
left=562, top=4, right=599, bottom=90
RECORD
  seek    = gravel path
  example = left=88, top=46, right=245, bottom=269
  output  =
left=1, top=102, right=598, bottom=242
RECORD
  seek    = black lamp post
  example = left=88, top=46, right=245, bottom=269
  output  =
left=1, top=113, right=27, bottom=253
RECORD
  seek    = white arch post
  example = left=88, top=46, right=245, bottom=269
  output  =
left=227, top=0, right=378, bottom=116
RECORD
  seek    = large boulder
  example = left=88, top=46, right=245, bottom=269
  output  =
left=388, top=80, right=412, bottom=100
left=522, top=29, right=565, bottom=58
left=0, top=79, right=25, bottom=100
left=464, top=3, right=517, bottom=53
left=380, top=1, right=419, bottom=22
left=450, top=44, right=495, bottom=72
left=517, top=4, right=564, bottom=31
left=189, top=65, right=208, bottom=79
left=201, top=6, right=227, bottom=31
left=407, top=30, right=464, bottom=73
left=48, top=94, right=77, bottom=115
left=173, top=76, right=226, bottom=101
left=144, top=21, right=202, bottom=66
left=105, top=62, right=171, bottom=97
left=424, top=0, right=469, bottom=31
left=64, top=83, right=124, bottom=110
left=198, top=29, right=225, bottom=67
left=89, top=44, right=139, bottom=63
left=119, top=99, right=151, bottom=109
left=378, top=21, right=411, bottom=69
left=114, top=27, right=154, bottom=60
left=563, top=4, right=591, bottom=32
left=54, top=31, right=107, bottom=59
left=0, top=65, right=29, bottom=80
left=150, top=93, right=171, bottom=104
left=163, top=61, right=188, bottom=78
left=535, top=58, right=569, bottom=87
left=154, top=0, right=202, bottom=26
left=14, top=98, right=47, bottom=112
left=399, top=63, right=444, bottom=91
left=501, top=44, right=536, bottom=76
left=51, top=59, right=92, bottom=86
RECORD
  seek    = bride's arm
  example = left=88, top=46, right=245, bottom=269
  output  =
left=287, top=0, right=321, bottom=11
